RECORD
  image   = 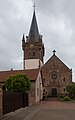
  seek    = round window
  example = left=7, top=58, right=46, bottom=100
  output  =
left=51, top=74, right=57, bottom=80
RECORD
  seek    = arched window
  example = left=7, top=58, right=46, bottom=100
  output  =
left=28, top=52, right=31, bottom=56
left=63, top=77, right=65, bottom=82
left=64, top=88, right=65, bottom=92
left=33, top=51, right=36, bottom=56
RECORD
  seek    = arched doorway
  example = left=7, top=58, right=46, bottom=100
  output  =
left=52, top=88, right=57, bottom=97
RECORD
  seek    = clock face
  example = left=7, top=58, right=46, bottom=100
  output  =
left=51, top=74, right=57, bottom=80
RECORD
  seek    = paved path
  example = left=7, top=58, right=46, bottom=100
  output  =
left=40, top=100, right=75, bottom=109
left=1, top=99, right=75, bottom=120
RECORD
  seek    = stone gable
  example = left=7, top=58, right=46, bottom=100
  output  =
left=42, top=54, right=72, bottom=97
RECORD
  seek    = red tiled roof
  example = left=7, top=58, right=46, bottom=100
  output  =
left=0, top=69, right=39, bottom=83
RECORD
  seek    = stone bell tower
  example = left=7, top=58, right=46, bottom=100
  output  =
left=22, top=6, right=45, bottom=70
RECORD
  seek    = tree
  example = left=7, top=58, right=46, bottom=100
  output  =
left=4, top=74, right=31, bottom=92
left=66, top=83, right=75, bottom=97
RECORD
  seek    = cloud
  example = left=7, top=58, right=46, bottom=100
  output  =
left=31, top=0, right=75, bottom=80
left=0, top=0, right=33, bottom=70
left=0, top=0, right=75, bottom=81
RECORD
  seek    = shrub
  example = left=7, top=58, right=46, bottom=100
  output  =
left=4, top=74, right=31, bottom=92
left=63, top=96, right=70, bottom=101
left=66, top=83, right=75, bottom=98
left=60, top=95, right=64, bottom=98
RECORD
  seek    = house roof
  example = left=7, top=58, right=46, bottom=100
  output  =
left=0, top=69, right=39, bottom=83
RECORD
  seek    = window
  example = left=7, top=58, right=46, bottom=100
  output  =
left=51, top=74, right=57, bottom=80
left=64, top=88, right=65, bottom=92
left=43, top=89, right=45, bottom=92
left=33, top=51, right=36, bottom=56
left=63, top=77, right=65, bottom=82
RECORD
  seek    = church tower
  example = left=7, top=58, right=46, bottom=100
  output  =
left=22, top=6, right=45, bottom=70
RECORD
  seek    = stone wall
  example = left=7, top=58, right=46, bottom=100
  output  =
left=24, top=37, right=44, bottom=62
left=29, top=95, right=35, bottom=106
left=42, top=54, right=72, bottom=97
left=0, top=85, right=3, bottom=115
left=29, top=81, right=35, bottom=106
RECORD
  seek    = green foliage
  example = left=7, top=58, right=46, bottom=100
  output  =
left=60, top=96, right=64, bottom=98
left=4, top=76, right=13, bottom=91
left=66, top=83, right=75, bottom=97
left=4, top=74, right=31, bottom=92
left=63, top=96, right=70, bottom=101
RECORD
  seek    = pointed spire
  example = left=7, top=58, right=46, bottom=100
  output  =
left=22, top=33, right=25, bottom=50
left=27, top=4, right=39, bottom=42
left=22, top=33, right=25, bottom=41
left=33, top=3, right=36, bottom=13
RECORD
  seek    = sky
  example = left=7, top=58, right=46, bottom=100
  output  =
left=0, top=0, right=75, bottom=81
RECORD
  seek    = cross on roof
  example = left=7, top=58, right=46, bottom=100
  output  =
left=33, top=3, right=36, bottom=12
left=53, top=50, right=56, bottom=55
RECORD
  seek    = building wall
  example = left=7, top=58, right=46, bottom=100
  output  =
left=25, top=59, right=43, bottom=70
left=35, top=71, right=43, bottom=102
left=29, top=81, right=35, bottom=105
left=24, top=39, right=44, bottom=63
left=0, top=85, right=3, bottom=115
left=42, top=55, right=72, bottom=97
left=29, top=71, right=43, bottom=105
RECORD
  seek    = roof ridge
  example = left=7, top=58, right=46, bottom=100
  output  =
left=42, top=54, right=71, bottom=71
left=0, top=68, right=39, bottom=73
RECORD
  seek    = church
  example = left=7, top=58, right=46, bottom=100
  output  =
left=22, top=6, right=72, bottom=97
left=0, top=5, right=73, bottom=116
left=0, top=6, right=72, bottom=106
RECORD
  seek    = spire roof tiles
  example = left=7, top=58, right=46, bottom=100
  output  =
left=27, top=11, right=39, bottom=42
